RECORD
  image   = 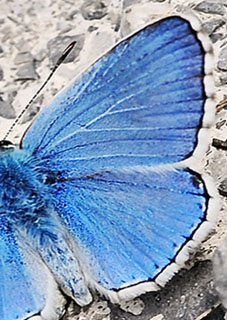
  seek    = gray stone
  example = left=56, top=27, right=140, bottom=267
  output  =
left=109, top=11, right=121, bottom=32
left=194, top=1, right=225, bottom=15
left=7, top=90, right=17, bottom=105
left=210, top=33, right=224, bottom=43
left=16, top=62, right=40, bottom=80
left=0, top=96, right=16, bottom=119
left=56, top=22, right=73, bottom=33
left=1, top=26, right=11, bottom=42
left=219, top=178, right=227, bottom=197
left=119, top=299, right=145, bottom=315
left=0, top=66, right=3, bottom=80
left=217, top=46, right=227, bottom=71
left=216, top=119, right=226, bottom=130
left=47, top=34, right=84, bottom=66
left=67, top=9, right=79, bottom=20
left=14, top=39, right=31, bottom=52
left=81, top=0, right=108, bottom=20
left=213, top=239, right=227, bottom=311
left=0, top=46, right=3, bottom=54
left=219, top=76, right=227, bottom=85
left=88, top=25, right=98, bottom=32
left=123, top=0, right=140, bottom=9
left=14, top=52, right=34, bottom=65
left=202, top=19, right=225, bottom=35
left=212, top=138, right=227, bottom=150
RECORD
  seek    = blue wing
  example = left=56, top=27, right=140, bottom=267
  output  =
left=22, top=17, right=207, bottom=176
left=0, top=217, right=45, bottom=319
left=51, top=168, right=210, bottom=291
left=20, top=16, right=217, bottom=298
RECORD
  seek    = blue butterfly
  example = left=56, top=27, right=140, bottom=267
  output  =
left=0, top=13, right=219, bottom=320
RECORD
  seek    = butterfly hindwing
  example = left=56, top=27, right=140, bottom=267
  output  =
left=51, top=168, right=212, bottom=295
left=0, top=217, right=45, bottom=319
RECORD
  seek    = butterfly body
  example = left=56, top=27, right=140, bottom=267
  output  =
left=0, top=149, right=52, bottom=227
left=0, top=147, right=92, bottom=319
left=0, top=13, right=219, bottom=320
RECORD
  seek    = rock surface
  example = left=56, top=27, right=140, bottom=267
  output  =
left=194, top=1, right=225, bottom=15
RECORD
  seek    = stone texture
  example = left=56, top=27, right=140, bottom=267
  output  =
left=0, top=96, right=16, bottom=119
left=123, top=0, right=141, bottom=9
left=216, top=119, right=226, bottom=130
left=195, top=1, right=225, bottom=15
left=219, top=178, right=227, bottom=197
left=219, top=76, right=227, bottom=85
left=88, top=25, right=99, bottom=32
left=16, top=62, right=40, bottom=80
left=212, top=138, right=227, bottom=150
left=14, top=51, right=34, bottom=64
left=47, top=34, right=84, bottom=66
left=217, top=46, right=227, bottom=71
left=63, top=300, right=111, bottom=320
left=0, top=66, right=3, bottom=81
left=210, top=33, right=224, bottom=43
left=119, top=299, right=145, bottom=316
left=81, top=0, right=108, bottom=20
left=213, top=240, right=227, bottom=311
left=67, top=9, right=79, bottom=21
left=202, top=18, right=225, bottom=35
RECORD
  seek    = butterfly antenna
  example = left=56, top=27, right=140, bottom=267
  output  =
left=3, top=41, right=77, bottom=141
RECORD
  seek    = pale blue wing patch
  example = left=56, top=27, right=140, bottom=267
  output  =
left=0, top=218, right=44, bottom=319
